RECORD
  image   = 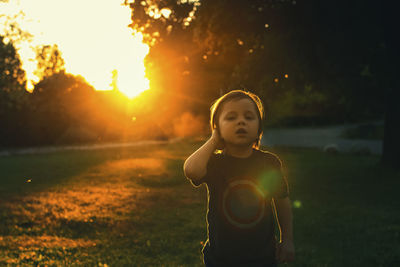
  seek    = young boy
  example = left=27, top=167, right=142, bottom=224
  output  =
left=184, top=90, right=294, bottom=266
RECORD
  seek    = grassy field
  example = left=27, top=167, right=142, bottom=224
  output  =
left=0, top=140, right=399, bottom=266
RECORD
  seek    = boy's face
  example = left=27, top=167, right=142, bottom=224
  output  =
left=217, top=98, right=260, bottom=147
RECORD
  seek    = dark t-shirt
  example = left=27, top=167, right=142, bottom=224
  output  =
left=189, top=148, right=289, bottom=266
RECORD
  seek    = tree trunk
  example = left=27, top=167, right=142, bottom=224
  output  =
left=380, top=1, right=400, bottom=168
left=382, top=89, right=400, bottom=168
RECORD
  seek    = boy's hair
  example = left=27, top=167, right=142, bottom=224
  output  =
left=210, top=89, right=265, bottom=148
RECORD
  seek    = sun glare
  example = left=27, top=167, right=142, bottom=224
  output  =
left=0, top=0, right=150, bottom=98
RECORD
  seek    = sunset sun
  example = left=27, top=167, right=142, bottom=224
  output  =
left=1, top=0, right=150, bottom=99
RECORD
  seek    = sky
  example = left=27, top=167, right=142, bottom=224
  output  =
left=0, top=0, right=149, bottom=98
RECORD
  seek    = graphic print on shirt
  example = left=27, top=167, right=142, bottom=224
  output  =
left=222, top=178, right=267, bottom=229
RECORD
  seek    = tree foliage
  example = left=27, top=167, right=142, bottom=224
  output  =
left=0, top=10, right=33, bottom=45
left=127, top=0, right=386, bottom=125
left=34, top=44, right=66, bottom=81
left=0, top=35, right=26, bottom=92
left=0, top=36, right=29, bottom=146
left=29, top=72, right=103, bottom=145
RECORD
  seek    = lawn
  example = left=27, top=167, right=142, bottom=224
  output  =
left=0, top=140, right=399, bottom=266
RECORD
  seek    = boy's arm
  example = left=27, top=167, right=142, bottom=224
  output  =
left=273, top=197, right=295, bottom=263
left=183, top=130, right=221, bottom=184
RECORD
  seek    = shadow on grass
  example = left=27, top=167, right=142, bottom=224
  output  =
left=0, top=141, right=207, bottom=266
left=0, top=143, right=179, bottom=195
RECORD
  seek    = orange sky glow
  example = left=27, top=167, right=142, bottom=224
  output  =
left=1, top=0, right=150, bottom=99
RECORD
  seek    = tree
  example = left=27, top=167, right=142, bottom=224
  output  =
left=34, top=44, right=65, bottom=81
left=0, top=35, right=29, bottom=146
left=127, top=0, right=290, bottom=121
left=127, top=0, right=204, bottom=114
left=128, top=0, right=385, bottom=126
left=0, top=10, right=33, bottom=45
left=30, top=72, right=99, bottom=145
left=29, top=71, right=137, bottom=145
left=380, top=0, right=400, bottom=169
left=0, top=35, right=26, bottom=92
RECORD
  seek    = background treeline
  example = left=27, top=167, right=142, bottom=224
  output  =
left=0, top=36, right=171, bottom=147
left=130, top=0, right=387, bottom=125
left=0, top=0, right=392, bottom=148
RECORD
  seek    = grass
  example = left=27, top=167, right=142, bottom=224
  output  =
left=0, top=140, right=399, bottom=266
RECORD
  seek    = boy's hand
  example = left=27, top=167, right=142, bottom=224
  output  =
left=211, top=129, right=224, bottom=150
left=275, top=240, right=295, bottom=263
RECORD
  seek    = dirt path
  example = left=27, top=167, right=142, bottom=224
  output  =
left=0, top=139, right=176, bottom=157
left=261, top=122, right=383, bottom=155
left=1, top=122, right=383, bottom=156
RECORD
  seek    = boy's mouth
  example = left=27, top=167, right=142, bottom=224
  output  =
left=235, top=128, right=247, bottom=134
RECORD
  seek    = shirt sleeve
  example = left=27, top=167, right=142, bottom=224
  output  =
left=189, top=152, right=218, bottom=187
left=261, top=152, right=289, bottom=199
left=272, top=154, right=289, bottom=199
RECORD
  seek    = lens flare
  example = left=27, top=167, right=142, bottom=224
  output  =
left=258, top=170, right=281, bottom=194
left=293, top=200, right=302, bottom=208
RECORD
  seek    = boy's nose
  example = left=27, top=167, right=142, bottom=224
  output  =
left=238, top=119, right=246, bottom=125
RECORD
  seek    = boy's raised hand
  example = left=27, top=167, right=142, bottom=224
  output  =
left=211, top=128, right=224, bottom=150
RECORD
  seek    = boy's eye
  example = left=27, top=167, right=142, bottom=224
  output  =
left=246, top=114, right=256, bottom=120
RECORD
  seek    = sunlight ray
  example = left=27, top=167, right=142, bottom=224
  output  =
left=0, top=0, right=149, bottom=98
